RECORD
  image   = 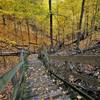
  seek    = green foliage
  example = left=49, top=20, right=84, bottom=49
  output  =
left=0, top=0, right=99, bottom=35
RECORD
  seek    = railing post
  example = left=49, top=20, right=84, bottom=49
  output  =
left=38, top=46, right=50, bottom=69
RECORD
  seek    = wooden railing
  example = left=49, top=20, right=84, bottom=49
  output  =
left=0, top=50, right=29, bottom=100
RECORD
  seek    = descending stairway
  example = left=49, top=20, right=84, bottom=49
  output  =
left=26, top=54, right=71, bottom=100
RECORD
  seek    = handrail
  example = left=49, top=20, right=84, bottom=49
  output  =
left=0, top=50, right=29, bottom=100
left=0, top=51, right=20, bottom=56
left=0, top=61, right=24, bottom=91
left=0, top=51, right=31, bottom=56
left=50, top=55, right=100, bottom=65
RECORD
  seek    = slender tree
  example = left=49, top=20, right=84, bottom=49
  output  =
left=26, top=19, right=31, bottom=49
left=49, top=0, right=53, bottom=47
left=79, top=0, right=86, bottom=30
left=76, top=0, right=86, bottom=49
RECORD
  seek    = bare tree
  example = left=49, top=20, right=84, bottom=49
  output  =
left=49, top=0, right=53, bottom=47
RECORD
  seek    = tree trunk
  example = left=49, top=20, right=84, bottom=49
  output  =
left=19, top=22, right=24, bottom=45
left=13, top=16, right=17, bottom=43
left=3, top=56, right=6, bottom=68
left=77, top=0, right=86, bottom=49
left=35, top=32, right=38, bottom=45
left=91, top=0, right=99, bottom=30
left=2, top=15, right=6, bottom=25
left=49, top=0, right=53, bottom=47
left=26, top=19, right=30, bottom=49
left=79, top=0, right=86, bottom=30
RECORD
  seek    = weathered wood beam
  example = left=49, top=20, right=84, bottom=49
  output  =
left=0, top=52, right=20, bottom=56
left=0, top=61, right=24, bottom=91
left=50, top=55, right=100, bottom=65
left=0, top=50, right=35, bottom=56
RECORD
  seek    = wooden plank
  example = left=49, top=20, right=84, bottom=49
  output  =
left=50, top=55, right=100, bottom=65
left=0, top=51, right=31, bottom=56
left=0, top=52, right=20, bottom=56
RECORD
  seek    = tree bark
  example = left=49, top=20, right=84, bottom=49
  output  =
left=2, top=15, right=6, bottom=25
left=79, top=0, right=86, bottom=30
left=91, top=0, right=99, bottom=30
left=19, top=22, right=24, bottom=45
left=26, top=19, right=30, bottom=49
left=13, top=16, right=17, bottom=43
left=77, top=0, right=86, bottom=49
left=49, top=0, right=53, bottom=47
